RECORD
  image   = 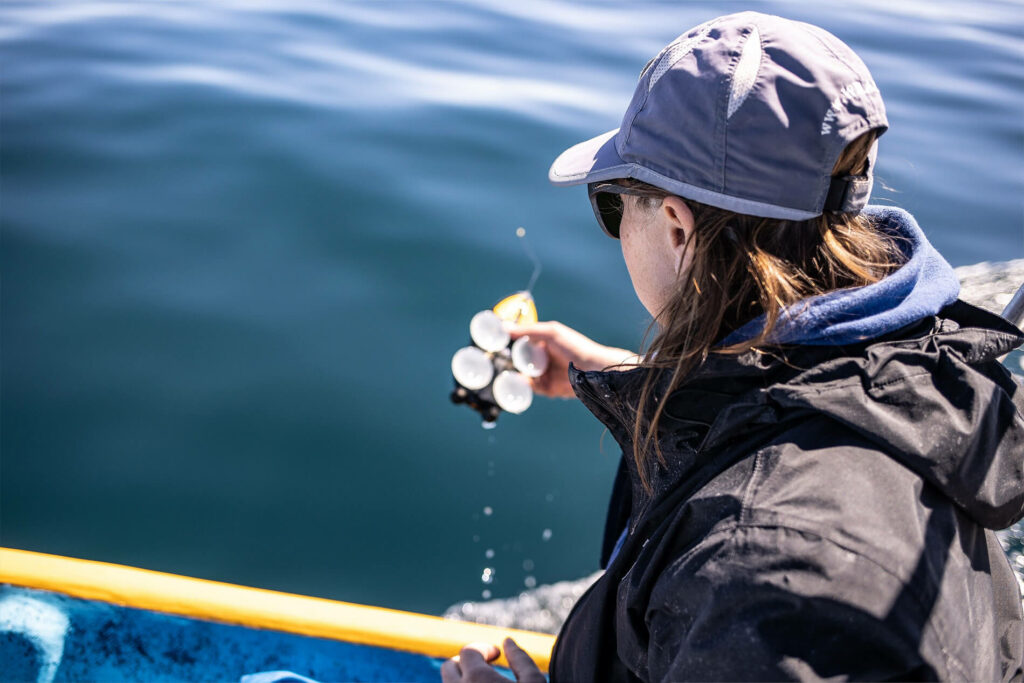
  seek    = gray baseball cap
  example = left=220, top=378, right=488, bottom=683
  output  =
left=549, top=11, right=888, bottom=220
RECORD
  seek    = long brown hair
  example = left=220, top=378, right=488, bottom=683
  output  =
left=622, top=130, right=905, bottom=492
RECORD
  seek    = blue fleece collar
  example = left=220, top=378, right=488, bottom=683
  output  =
left=719, top=206, right=960, bottom=347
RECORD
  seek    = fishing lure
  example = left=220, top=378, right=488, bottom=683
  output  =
left=450, top=229, right=549, bottom=426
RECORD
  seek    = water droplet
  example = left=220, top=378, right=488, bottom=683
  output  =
left=482, top=589, right=492, bottom=599
left=481, top=567, right=494, bottom=584
left=485, top=549, right=495, bottom=559
left=482, top=421, right=497, bottom=431
left=522, top=559, right=535, bottom=571
left=516, top=227, right=526, bottom=238
left=472, top=535, right=480, bottom=543
left=524, top=575, right=537, bottom=588
left=541, top=528, right=553, bottom=542
left=483, top=506, right=493, bottom=516
left=545, top=493, right=554, bottom=503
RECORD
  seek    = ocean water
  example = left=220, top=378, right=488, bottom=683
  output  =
left=2, top=0, right=1022, bottom=616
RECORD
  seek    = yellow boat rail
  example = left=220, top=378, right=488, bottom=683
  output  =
left=0, top=547, right=556, bottom=672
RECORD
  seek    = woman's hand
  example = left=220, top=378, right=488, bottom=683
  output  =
left=440, top=638, right=545, bottom=683
left=508, top=321, right=639, bottom=398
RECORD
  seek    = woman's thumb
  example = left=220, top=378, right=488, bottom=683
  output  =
left=505, top=321, right=533, bottom=340
left=502, top=638, right=544, bottom=683
left=506, top=320, right=557, bottom=342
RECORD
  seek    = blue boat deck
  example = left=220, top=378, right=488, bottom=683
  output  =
left=0, top=548, right=554, bottom=683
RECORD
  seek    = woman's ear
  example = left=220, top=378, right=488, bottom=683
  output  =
left=661, top=196, right=694, bottom=274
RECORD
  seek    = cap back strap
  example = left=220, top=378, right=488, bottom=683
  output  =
left=824, top=174, right=873, bottom=213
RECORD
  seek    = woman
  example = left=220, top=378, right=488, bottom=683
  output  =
left=442, top=11, right=1024, bottom=682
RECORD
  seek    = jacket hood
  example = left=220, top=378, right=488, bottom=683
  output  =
left=720, top=205, right=961, bottom=346
left=571, top=300, right=1024, bottom=530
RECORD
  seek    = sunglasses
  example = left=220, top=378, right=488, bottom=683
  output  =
left=587, top=182, right=666, bottom=239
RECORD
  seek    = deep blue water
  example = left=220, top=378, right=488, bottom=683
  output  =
left=2, top=1, right=1022, bottom=616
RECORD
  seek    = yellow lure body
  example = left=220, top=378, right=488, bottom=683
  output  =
left=492, top=291, right=537, bottom=325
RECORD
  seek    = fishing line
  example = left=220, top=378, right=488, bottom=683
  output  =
left=516, top=227, right=542, bottom=294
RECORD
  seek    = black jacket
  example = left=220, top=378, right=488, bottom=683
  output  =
left=550, top=300, right=1024, bottom=681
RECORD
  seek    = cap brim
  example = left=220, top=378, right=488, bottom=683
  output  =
left=548, top=128, right=636, bottom=186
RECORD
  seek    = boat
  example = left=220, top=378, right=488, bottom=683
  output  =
left=0, top=547, right=555, bottom=682
left=5, top=284, right=1021, bottom=682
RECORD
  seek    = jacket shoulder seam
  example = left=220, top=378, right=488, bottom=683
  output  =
left=782, top=367, right=936, bottom=398
left=667, top=522, right=926, bottom=600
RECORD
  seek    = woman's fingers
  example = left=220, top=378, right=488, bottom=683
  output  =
left=506, top=322, right=579, bottom=398
left=509, top=321, right=638, bottom=372
left=514, top=322, right=590, bottom=363
left=440, top=657, right=461, bottom=682
left=505, top=320, right=639, bottom=398
left=459, top=643, right=500, bottom=669
left=440, top=642, right=505, bottom=682
left=441, top=640, right=543, bottom=683
left=503, top=638, right=546, bottom=683
left=506, top=320, right=554, bottom=341
left=507, top=322, right=575, bottom=357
